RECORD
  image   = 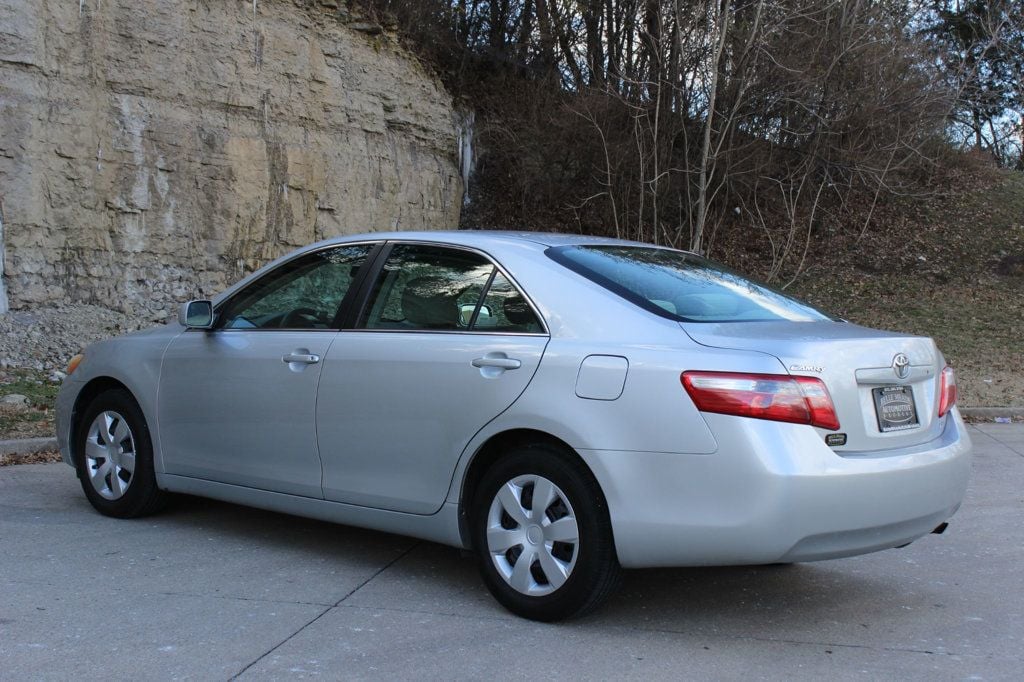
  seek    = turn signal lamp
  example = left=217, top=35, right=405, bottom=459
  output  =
left=66, top=354, right=84, bottom=376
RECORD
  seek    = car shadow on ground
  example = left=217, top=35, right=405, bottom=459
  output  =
left=154, top=492, right=417, bottom=564
left=153, top=492, right=908, bottom=630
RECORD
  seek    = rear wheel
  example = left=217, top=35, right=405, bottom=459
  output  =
left=471, top=444, right=621, bottom=621
left=75, top=389, right=168, bottom=518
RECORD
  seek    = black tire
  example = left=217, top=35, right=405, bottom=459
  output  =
left=74, top=388, right=168, bottom=519
left=471, top=443, right=622, bottom=621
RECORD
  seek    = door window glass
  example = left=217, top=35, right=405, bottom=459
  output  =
left=472, top=272, right=543, bottom=333
left=361, top=245, right=494, bottom=331
left=218, top=244, right=373, bottom=329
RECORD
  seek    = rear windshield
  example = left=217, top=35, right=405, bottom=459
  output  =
left=546, top=245, right=831, bottom=323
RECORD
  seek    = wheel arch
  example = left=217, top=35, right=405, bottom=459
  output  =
left=456, top=428, right=608, bottom=549
left=69, top=377, right=137, bottom=461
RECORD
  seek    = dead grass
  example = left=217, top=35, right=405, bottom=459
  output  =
left=0, top=370, right=60, bottom=439
left=789, top=167, right=1024, bottom=407
left=0, top=450, right=62, bottom=466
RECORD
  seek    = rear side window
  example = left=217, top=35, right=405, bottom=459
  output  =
left=473, top=272, right=544, bottom=333
left=360, top=244, right=544, bottom=333
left=547, top=245, right=831, bottom=323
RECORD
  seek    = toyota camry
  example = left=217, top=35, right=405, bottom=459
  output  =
left=55, top=231, right=971, bottom=621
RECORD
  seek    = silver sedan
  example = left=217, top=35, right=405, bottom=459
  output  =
left=55, top=231, right=971, bottom=621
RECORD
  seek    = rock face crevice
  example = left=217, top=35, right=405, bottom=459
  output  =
left=0, top=0, right=462, bottom=313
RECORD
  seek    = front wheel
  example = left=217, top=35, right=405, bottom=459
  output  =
left=471, top=444, right=622, bottom=621
left=75, top=388, right=168, bottom=518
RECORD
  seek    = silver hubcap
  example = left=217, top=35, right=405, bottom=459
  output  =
left=84, top=411, right=136, bottom=501
left=486, top=474, right=579, bottom=597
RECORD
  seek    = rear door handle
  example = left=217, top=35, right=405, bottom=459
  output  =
left=283, top=353, right=321, bottom=365
left=472, top=357, right=521, bottom=370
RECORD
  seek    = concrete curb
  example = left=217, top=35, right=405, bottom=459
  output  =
left=0, top=436, right=58, bottom=458
left=959, top=407, right=1024, bottom=419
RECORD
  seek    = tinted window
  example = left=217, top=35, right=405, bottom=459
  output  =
left=218, top=244, right=373, bottom=329
left=473, top=272, right=543, bottom=333
left=360, top=244, right=544, bottom=333
left=547, top=245, right=831, bottom=323
left=361, top=245, right=493, bottom=331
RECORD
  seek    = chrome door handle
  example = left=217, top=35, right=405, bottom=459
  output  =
left=472, top=357, right=521, bottom=370
left=283, top=353, right=320, bottom=365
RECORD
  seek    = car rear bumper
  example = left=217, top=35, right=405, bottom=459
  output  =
left=579, top=410, right=971, bottom=569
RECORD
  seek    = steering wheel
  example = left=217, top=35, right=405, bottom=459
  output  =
left=280, top=307, right=329, bottom=329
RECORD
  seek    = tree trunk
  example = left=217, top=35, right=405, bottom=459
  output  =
left=534, top=0, right=558, bottom=73
left=692, top=0, right=730, bottom=255
left=583, top=1, right=604, bottom=86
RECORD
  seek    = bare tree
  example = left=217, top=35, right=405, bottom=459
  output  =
left=362, top=0, right=1017, bottom=279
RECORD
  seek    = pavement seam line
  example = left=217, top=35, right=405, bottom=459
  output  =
left=983, top=432, right=1024, bottom=458
left=153, top=590, right=334, bottom=608
left=628, top=624, right=1005, bottom=660
left=970, top=425, right=1024, bottom=458
left=333, top=603, right=1018, bottom=662
left=337, top=602, right=513, bottom=622
left=227, top=541, right=421, bottom=680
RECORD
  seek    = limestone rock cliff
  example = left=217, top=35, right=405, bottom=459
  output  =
left=0, top=0, right=462, bottom=313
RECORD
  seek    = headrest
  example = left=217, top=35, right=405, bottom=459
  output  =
left=402, top=277, right=461, bottom=329
left=503, top=294, right=535, bottom=326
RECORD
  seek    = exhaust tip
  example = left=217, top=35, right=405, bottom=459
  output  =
left=932, top=522, right=949, bottom=535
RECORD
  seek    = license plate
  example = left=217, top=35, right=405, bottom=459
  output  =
left=872, top=385, right=919, bottom=432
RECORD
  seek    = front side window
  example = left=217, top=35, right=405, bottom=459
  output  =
left=218, top=244, right=373, bottom=329
left=547, top=245, right=831, bottom=323
left=360, top=244, right=543, bottom=333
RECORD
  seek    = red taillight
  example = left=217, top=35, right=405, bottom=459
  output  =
left=681, top=371, right=841, bottom=431
left=938, top=365, right=957, bottom=417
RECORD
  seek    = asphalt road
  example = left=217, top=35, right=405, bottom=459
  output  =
left=2, top=424, right=1022, bottom=681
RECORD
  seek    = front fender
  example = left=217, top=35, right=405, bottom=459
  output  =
left=55, top=326, right=182, bottom=473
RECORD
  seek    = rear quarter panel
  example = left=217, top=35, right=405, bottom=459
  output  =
left=445, top=337, right=790, bottom=503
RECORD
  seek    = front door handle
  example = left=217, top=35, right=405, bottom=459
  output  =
left=283, top=353, right=321, bottom=365
left=472, top=357, right=521, bottom=370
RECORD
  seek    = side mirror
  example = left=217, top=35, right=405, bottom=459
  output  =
left=473, top=304, right=494, bottom=327
left=179, top=300, right=215, bottom=329
left=459, top=303, right=492, bottom=327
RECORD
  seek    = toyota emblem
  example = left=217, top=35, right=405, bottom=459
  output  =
left=892, top=353, right=911, bottom=380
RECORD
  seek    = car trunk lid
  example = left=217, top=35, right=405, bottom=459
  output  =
left=681, top=320, right=946, bottom=453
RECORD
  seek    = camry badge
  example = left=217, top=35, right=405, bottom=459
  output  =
left=892, top=353, right=911, bottom=380
left=789, top=364, right=824, bottom=373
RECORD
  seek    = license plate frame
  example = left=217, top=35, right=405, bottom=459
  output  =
left=872, top=385, right=920, bottom=432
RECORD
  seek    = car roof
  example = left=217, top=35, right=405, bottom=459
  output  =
left=212, top=230, right=696, bottom=308
left=310, top=230, right=674, bottom=251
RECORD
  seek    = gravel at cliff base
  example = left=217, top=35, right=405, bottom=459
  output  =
left=0, top=305, right=160, bottom=373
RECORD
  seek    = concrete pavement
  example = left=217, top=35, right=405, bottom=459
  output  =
left=1, top=424, right=1022, bottom=680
